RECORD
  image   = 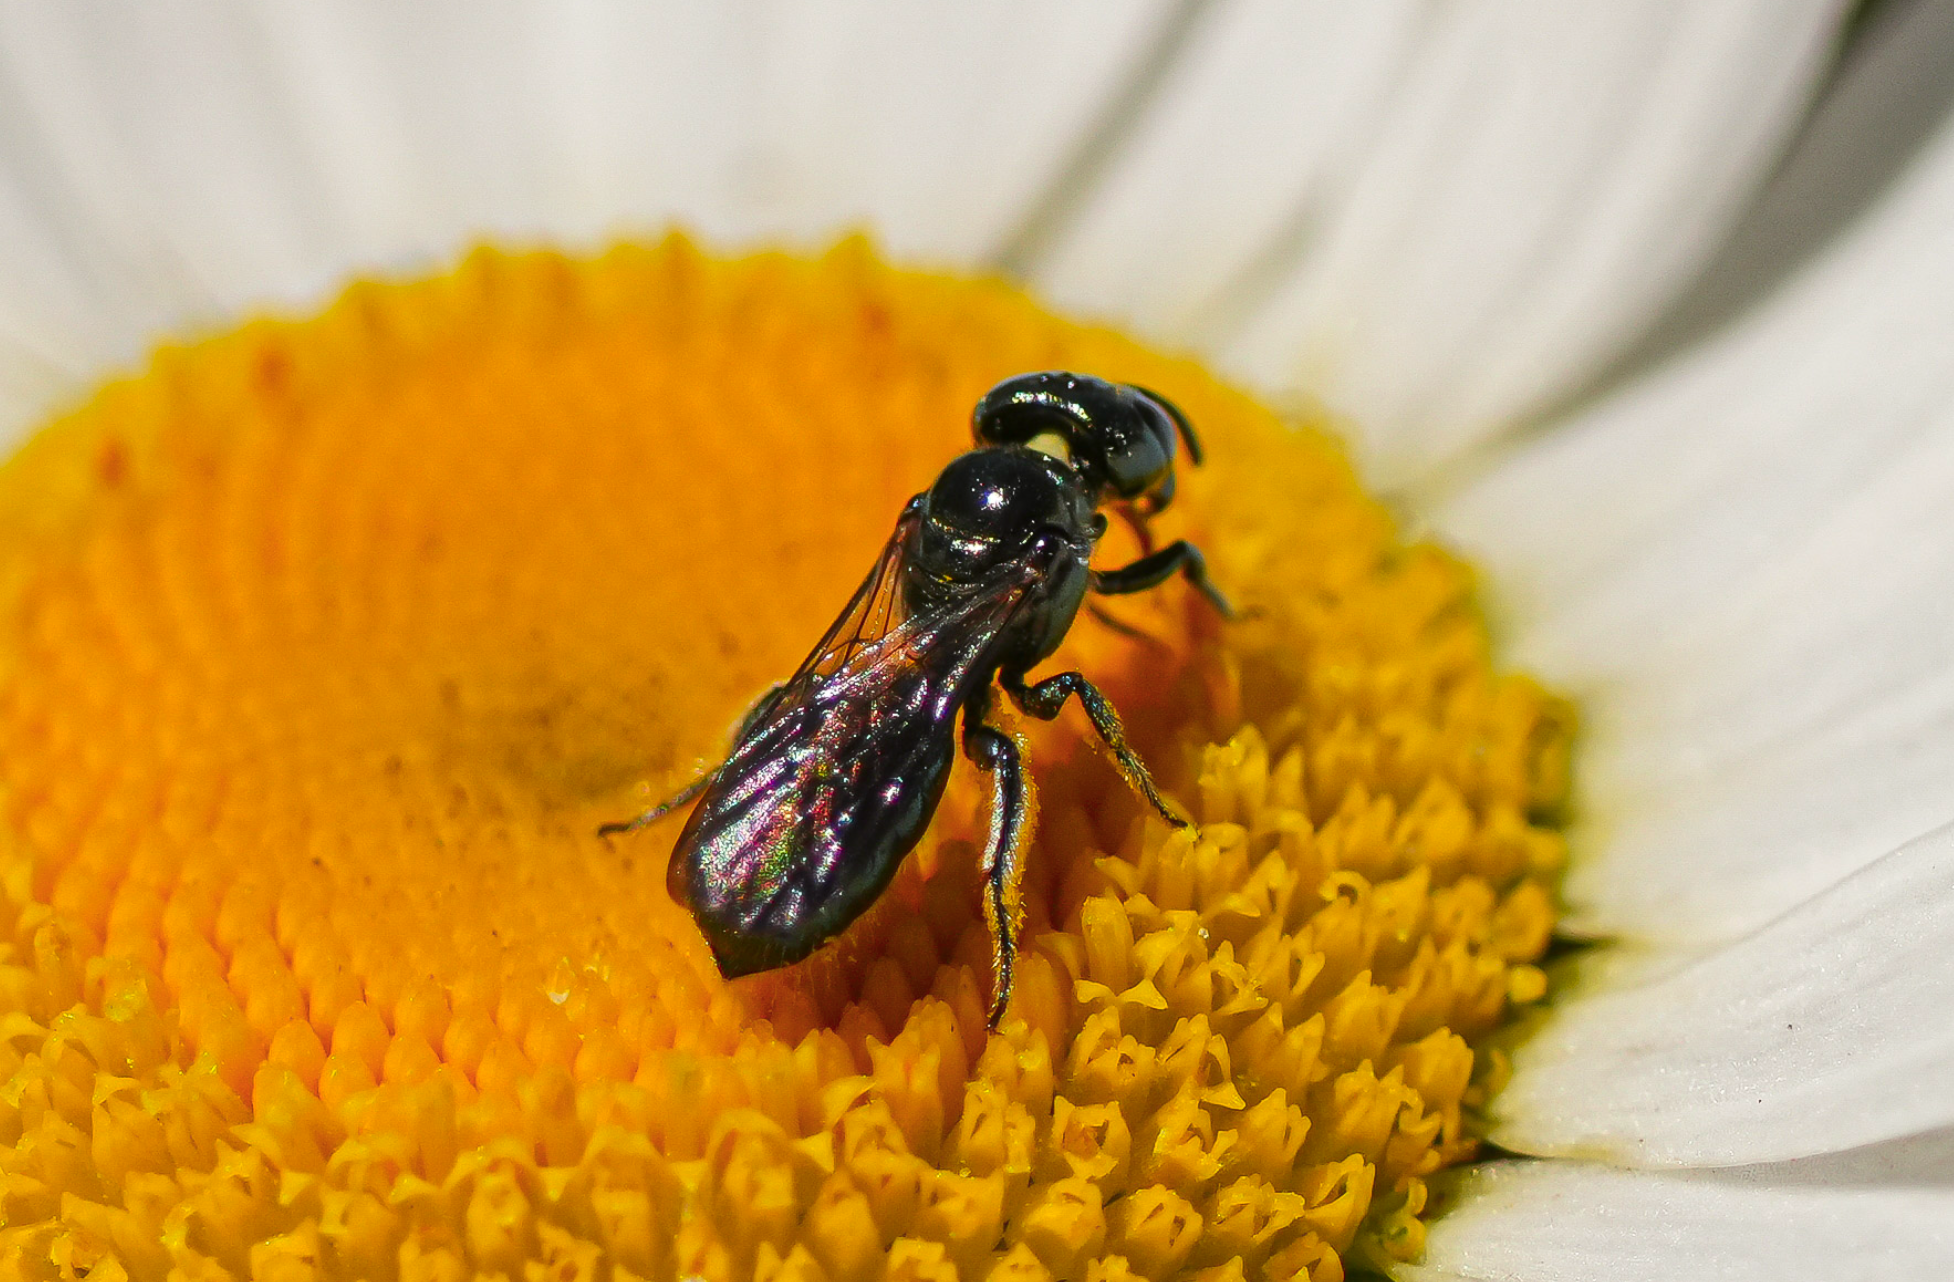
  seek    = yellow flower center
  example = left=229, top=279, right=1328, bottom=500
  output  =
left=0, top=237, right=1570, bottom=1281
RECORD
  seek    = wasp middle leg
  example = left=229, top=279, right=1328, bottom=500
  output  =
left=962, top=686, right=1032, bottom=1029
left=1001, top=669, right=1187, bottom=827
left=1085, top=601, right=1161, bottom=643
left=1093, top=540, right=1233, bottom=618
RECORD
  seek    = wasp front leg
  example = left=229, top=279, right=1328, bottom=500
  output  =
left=1093, top=540, right=1232, bottom=618
left=1002, top=669, right=1189, bottom=828
left=962, top=686, right=1032, bottom=1029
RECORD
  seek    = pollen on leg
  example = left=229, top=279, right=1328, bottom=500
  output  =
left=0, top=236, right=1571, bottom=1279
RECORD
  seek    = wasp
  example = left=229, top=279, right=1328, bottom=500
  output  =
left=602, top=372, right=1231, bottom=1027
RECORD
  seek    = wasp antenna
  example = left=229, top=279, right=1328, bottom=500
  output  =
left=1135, top=385, right=1202, bottom=467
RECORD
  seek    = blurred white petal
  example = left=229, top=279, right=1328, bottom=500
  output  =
left=0, top=0, right=1177, bottom=447
left=1403, top=1160, right=1954, bottom=1282
left=1027, top=0, right=1420, bottom=343
left=1493, top=823, right=1954, bottom=1166
left=1440, top=109, right=1954, bottom=947
left=0, top=4, right=339, bottom=385
left=1608, top=0, right=1954, bottom=378
left=1226, top=0, right=1845, bottom=484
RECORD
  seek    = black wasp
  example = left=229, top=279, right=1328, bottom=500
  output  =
left=602, top=372, right=1231, bottom=1027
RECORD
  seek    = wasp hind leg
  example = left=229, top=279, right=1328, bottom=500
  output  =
left=962, top=688, right=1032, bottom=1029
left=596, top=770, right=716, bottom=837
left=596, top=681, right=787, bottom=838
left=1002, top=669, right=1188, bottom=828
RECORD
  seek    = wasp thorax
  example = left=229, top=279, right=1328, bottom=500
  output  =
left=902, top=447, right=1094, bottom=632
left=922, top=448, right=1088, bottom=548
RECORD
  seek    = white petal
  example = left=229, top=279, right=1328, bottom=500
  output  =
left=1026, top=1, right=1422, bottom=344
left=0, top=3, right=350, bottom=410
left=1403, top=1160, right=1954, bottom=1282
left=0, top=0, right=1174, bottom=449
left=1613, top=0, right=1954, bottom=368
left=285, top=0, right=1178, bottom=260
left=1224, top=0, right=1846, bottom=485
left=1492, top=823, right=1954, bottom=1166
left=1439, top=110, right=1954, bottom=946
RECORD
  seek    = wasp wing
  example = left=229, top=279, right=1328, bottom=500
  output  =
left=770, top=497, right=923, bottom=694
left=669, top=514, right=1048, bottom=976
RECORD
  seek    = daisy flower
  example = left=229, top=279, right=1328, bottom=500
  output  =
left=0, top=4, right=1949, bottom=1281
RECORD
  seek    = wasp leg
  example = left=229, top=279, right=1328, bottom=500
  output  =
left=1092, top=540, right=1233, bottom=618
left=734, top=681, right=790, bottom=737
left=1086, top=600, right=1157, bottom=643
left=1001, top=670, right=1188, bottom=828
left=1115, top=500, right=1158, bottom=554
left=596, top=681, right=789, bottom=838
left=596, top=770, right=716, bottom=837
left=962, top=690, right=1031, bottom=1029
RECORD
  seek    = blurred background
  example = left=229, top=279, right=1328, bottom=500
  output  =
left=0, top=0, right=1950, bottom=485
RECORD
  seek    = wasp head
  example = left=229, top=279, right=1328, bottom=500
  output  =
left=972, top=371, right=1201, bottom=515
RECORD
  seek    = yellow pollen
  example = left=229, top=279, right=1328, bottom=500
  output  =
left=0, top=236, right=1571, bottom=1281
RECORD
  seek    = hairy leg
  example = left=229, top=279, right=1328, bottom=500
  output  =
left=962, top=687, right=1032, bottom=1028
left=597, top=770, right=715, bottom=837
left=595, top=681, right=785, bottom=837
left=1002, top=669, right=1187, bottom=827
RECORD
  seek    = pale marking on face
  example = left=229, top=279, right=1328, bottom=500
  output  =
left=1025, top=430, right=1071, bottom=465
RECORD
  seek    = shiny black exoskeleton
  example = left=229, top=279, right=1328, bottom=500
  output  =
left=973, top=370, right=1200, bottom=510
left=601, top=372, right=1231, bottom=1027
left=973, top=371, right=1229, bottom=616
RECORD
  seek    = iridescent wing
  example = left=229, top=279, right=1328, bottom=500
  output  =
left=598, top=504, right=927, bottom=841
left=668, top=504, right=1052, bottom=977
left=773, top=497, right=923, bottom=694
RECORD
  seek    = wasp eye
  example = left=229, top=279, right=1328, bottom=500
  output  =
left=1103, top=428, right=1171, bottom=499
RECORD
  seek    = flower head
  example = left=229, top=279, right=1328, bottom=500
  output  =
left=2, top=4, right=1953, bottom=1279
left=0, top=237, right=1573, bottom=1279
